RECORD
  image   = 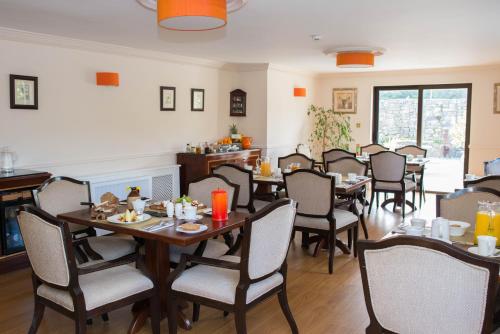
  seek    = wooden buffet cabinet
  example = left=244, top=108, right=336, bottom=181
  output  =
left=177, top=149, right=261, bottom=195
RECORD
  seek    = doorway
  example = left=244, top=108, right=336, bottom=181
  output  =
left=373, top=84, right=472, bottom=193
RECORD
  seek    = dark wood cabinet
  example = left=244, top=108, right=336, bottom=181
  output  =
left=230, top=89, right=246, bottom=117
left=177, top=149, right=261, bottom=195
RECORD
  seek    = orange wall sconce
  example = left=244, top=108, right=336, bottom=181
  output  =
left=294, top=87, right=307, bottom=97
left=96, top=72, right=120, bottom=86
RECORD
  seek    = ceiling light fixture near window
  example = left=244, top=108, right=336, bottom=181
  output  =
left=325, top=47, right=385, bottom=68
left=137, top=0, right=248, bottom=31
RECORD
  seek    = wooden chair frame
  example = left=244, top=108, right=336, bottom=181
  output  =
left=283, top=169, right=359, bottom=274
left=166, top=199, right=299, bottom=334
left=211, top=163, right=257, bottom=213
left=278, top=153, right=315, bottom=171
left=358, top=236, right=499, bottom=334
left=436, top=187, right=500, bottom=217
left=322, top=148, right=356, bottom=171
left=395, top=144, right=428, bottom=208
left=19, top=205, right=159, bottom=334
left=464, top=175, right=500, bottom=191
left=360, top=144, right=389, bottom=155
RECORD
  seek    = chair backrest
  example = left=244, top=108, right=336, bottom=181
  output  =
left=464, top=175, right=500, bottom=192
left=212, top=164, right=253, bottom=209
left=395, top=145, right=427, bottom=157
left=188, top=175, right=239, bottom=211
left=241, top=199, right=296, bottom=280
left=33, top=177, right=91, bottom=233
left=484, top=158, right=500, bottom=175
left=326, top=157, right=368, bottom=176
left=18, top=205, right=76, bottom=288
left=296, top=143, right=312, bottom=158
left=370, top=151, right=406, bottom=182
left=322, top=149, right=355, bottom=169
left=436, top=188, right=500, bottom=228
left=360, top=144, right=388, bottom=155
left=278, top=153, right=315, bottom=171
left=284, top=169, right=334, bottom=217
left=358, top=236, right=498, bottom=334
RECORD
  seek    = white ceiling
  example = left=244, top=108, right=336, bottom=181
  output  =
left=1, top=0, right=499, bottom=73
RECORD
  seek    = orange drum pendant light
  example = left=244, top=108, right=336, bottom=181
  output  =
left=336, top=52, right=374, bottom=68
left=293, top=88, right=307, bottom=97
left=157, top=0, right=227, bottom=31
left=96, top=72, right=119, bottom=86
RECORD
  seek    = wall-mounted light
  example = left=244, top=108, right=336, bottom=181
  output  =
left=96, top=72, right=119, bottom=86
left=294, top=87, right=307, bottom=97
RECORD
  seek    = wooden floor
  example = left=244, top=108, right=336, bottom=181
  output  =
left=0, top=194, right=437, bottom=334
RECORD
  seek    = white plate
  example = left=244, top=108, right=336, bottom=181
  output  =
left=201, top=208, right=231, bottom=216
left=107, top=213, right=152, bottom=224
left=176, top=214, right=203, bottom=221
left=467, top=246, right=500, bottom=257
left=176, top=224, right=208, bottom=234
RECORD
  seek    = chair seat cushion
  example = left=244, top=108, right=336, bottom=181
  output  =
left=294, top=209, right=358, bottom=231
left=170, top=239, right=229, bottom=263
left=374, top=180, right=415, bottom=192
left=172, top=256, right=283, bottom=305
left=37, top=265, right=153, bottom=311
left=87, top=235, right=137, bottom=261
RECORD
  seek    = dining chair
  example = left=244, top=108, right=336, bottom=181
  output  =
left=360, top=144, right=388, bottom=155
left=322, top=148, right=355, bottom=171
left=278, top=153, right=315, bottom=171
left=33, top=177, right=137, bottom=263
left=18, top=205, right=160, bottom=334
left=326, top=157, right=369, bottom=239
left=368, top=151, right=416, bottom=218
left=358, top=236, right=498, bottom=334
left=436, top=187, right=500, bottom=229
left=284, top=169, right=359, bottom=274
left=167, top=199, right=298, bottom=334
left=464, top=175, right=500, bottom=192
left=484, top=158, right=500, bottom=175
left=395, top=144, right=427, bottom=207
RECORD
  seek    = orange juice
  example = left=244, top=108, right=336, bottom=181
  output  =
left=495, top=212, right=500, bottom=246
left=261, top=161, right=272, bottom=177
left=474, top=211, right=493, bottom=244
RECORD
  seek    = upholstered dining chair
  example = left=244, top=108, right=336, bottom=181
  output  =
left=360, top=144, right=388, bottom=155
left=464, top=175, right=500, bottom=192
left=33, top=177, right=137, bottom=263
left=326, top=157, right=369, bottom=239
left=18, top=205, right=160, bottom=334
left=284, top=169, right=359, bottom=274
left=368, top=151, right=416, bottom=218
left=278, top=153, right=315, bottom=171
left=396, top=144, right=427, bottom=207
left=484, top=158, right=500, bottom=175
left=167, top=199, right=298, bottom=334
left=322, top=148, right=355, bottom=171
left=436, top=187, right=500, bottom=229
left=358, top=236, right=498, bottom=334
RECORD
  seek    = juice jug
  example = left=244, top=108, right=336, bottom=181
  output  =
left=257, top=156, right=272, bottom=177
left=494, top=202, right=500, bottom=246
left=474, top=201, right=494, bottom=244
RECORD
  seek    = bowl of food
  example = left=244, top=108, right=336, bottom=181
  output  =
left=449, top=221, right=471, bottom=237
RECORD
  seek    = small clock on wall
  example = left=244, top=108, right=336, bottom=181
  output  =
left=230, top=89, right=246, bottom=117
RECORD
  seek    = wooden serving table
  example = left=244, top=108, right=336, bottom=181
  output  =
left=58, top=208, right=249, bottom=334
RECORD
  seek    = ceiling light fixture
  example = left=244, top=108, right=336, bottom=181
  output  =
left=325, top=47, right=385, bottom=68
left=137, top=0, right=248, bottom=31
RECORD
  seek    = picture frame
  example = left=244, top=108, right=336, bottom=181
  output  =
left=332, top=88, right=357, bottom=114
left=191, top=88, right=205, bottom=111
left=494, top=83, right=500, bottom=114
left=160, top=86, right=176, bottom=111
left=10, top=74, right=38, bottom=110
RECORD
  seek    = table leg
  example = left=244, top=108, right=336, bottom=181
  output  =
left=128, top=240, right=192, bottom=334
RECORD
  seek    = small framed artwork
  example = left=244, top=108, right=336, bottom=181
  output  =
left=10, top=74, right=38, bottom=110
left=191, top=88, right=205, bottom=112
left=160, top=86, right=176, bottom=111
left=494, top=83, right=500, bottom=114
left=332, top=88, right=357, bottom=114
left=230, top=89, right=247, bottom=117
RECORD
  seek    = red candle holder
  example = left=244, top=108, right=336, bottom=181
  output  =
left=212, top=188, right=228, bottom=222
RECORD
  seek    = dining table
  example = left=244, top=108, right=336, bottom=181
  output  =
left=58, top=206, right=249, bottom=334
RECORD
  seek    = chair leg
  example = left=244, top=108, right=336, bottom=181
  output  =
left=75, top=318, right=87, bottom=334
left=234, top=309, right=248, bottom=334
left=402, top=192, right=406, bottom=218
left=368, top=191, right=375, bottom=214
left=277, top=289, right=299, bottom=334
left=101, top=313, right=109, bottom=322
left=328, top=231, right=336, bottom=274
left=150, top=294, right=161, bottom=334
left=360, top=214, right=369, bottom=239
left=353, top=224, right=359, bottom=258
left=291, top=229, right=296, bottom=241
left=28, top=300, right=45, bottom=334
left=347, top=229, right=353, bottom=250
left=168, top=295, right=178, bottom=334
left=376, top=192, right=380, bottom=208
left=193, top=303, right=200, bottom=322
left=223, top=311, right=229, bottom=317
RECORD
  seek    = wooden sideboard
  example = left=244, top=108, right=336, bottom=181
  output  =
left=177, top=149, right=261, bottom=195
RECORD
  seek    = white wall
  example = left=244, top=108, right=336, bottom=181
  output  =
left=316, top=66, right=500, bottom=174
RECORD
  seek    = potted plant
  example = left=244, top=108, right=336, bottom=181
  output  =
left=229, top=124, right=241, bottom=142
left=307, top=104, right=353, bottom=160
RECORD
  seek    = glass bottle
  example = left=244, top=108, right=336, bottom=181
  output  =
left=186, top=143, right=191, bottom=153
left=474, top=201, right=494, bottom=244
left=204, top=141, right=210, bottom=154
left=355, top=144, right=361, bottom=157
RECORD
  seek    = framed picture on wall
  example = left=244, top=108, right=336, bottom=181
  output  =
left=332, top=88, right=357, bottom=114
left=494, top=83, right=500, bottom=114
left=160, top=86, right=176, bottom=111
left=10, top=74, right=38, bottom=110
left=191, top=88, right=205, bottom=111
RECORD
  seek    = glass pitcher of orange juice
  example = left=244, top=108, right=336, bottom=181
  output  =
left=474, top=201, right=495, bottom=244
left=256, top=156, right=272, bottom=177
left=494, top=202, right=500, bottom=246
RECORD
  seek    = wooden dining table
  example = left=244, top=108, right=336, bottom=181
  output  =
left=58, top=207, right=249, bottom=334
